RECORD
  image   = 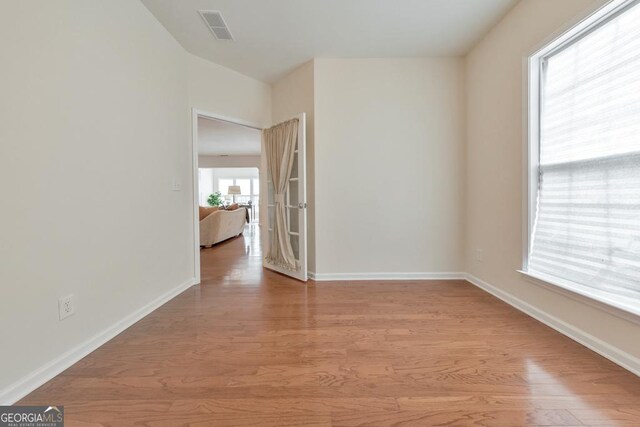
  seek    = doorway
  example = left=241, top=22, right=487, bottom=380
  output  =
left=191, top=110, right=264, bottom=283
left=191, top=110, right=308, bottom=283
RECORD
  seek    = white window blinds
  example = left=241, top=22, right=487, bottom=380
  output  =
left=528, top=2, right=640, bottom=302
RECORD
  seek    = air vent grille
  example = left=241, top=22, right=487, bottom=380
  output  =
left=202, top=12, right=225, bottom=28
left=211, top=27, right=233, bottom=40
left=199, top=10, right=234, bottom=41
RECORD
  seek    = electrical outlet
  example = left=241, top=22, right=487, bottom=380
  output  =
left=475, top=249, right=484, bottom=262
left=58, top=294, right=75, bottom=320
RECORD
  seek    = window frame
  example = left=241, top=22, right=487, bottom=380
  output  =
left=522, top=0, right=640, bottom=322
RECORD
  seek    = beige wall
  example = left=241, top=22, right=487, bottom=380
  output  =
left=0, top=0, right=272, bottom=402
left=465, top=0, right=639, bottom=366
left=271, top=61, right=316, bottom=272
left=313, top=58, right=466, bottom=276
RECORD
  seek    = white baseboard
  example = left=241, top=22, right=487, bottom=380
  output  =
left=465, top=273, right=640, bottom=377
left=308, top=271, right=465, bottom=281
left=0, top=277, right=197, bottom=405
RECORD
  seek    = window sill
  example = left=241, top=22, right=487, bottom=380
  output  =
left=518, top=270, right=640, bottom=326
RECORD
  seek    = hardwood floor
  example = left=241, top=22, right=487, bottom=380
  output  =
left=20, top=224, right=640, bottom=426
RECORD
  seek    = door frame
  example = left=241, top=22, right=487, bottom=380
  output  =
left=191, top=108, right=263, bottom=283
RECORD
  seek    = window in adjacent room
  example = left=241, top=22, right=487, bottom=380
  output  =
left=216, top=175, right=260, bottom=221
left=525, top=0, right=640, bottom=315
left=218, top=179, right=235, bottom=201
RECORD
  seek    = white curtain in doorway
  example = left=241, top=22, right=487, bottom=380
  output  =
left=263, top=118, right=298, bottom=270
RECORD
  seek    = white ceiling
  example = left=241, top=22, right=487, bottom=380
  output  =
left=141, top=0, right=518, bottom=83
left=198, top=117, right=261, bottom=156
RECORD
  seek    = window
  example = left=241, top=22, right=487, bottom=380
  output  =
left=236, top=179, right=251, bottom=197
left=218, top=179, right=234, bottom=197
left=218, top=178, right=253, bottom=201
left=215, top=176, right=260, bottom=220
left=198, top=169, right=214, bottom=206
left=525, top=0, right=640, bottom=314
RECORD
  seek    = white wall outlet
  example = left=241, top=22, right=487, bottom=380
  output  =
left=475, top=249, right=484, bottom=262
left=58, top=294, right=75, bottom=320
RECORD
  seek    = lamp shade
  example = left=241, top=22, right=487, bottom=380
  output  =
left=227, top=185, right=242, bottom=195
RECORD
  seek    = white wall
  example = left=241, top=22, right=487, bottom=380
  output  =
left=198, top=155, right=261, bottom=169
left=188, top=54, right=271, bottom=128
left=313, top=58, right=466, bottom=277
left=465, top=0, right=640, bottom=369
left=271, top=61, right=316, bottom=272
left=0, top=0, right=272, bottom=403
left=189, top=55, right=272, bottom=230
left=0, top=0, right=189, bottom=401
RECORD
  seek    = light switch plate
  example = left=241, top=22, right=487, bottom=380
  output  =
left=172, top=177, right=181, bottom=191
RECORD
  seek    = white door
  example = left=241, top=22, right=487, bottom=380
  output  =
left=263, top=113, right=307, bottom=281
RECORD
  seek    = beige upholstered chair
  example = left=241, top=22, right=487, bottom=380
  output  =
left=199, top=208, right=247, bottom=247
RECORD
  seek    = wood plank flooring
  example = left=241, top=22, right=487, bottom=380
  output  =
left=20, top=224, right=640, bottom=426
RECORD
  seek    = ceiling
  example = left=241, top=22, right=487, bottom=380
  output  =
left=198, top=117, right=261, bottom=156
left=141, top=0, right=518, bottom=83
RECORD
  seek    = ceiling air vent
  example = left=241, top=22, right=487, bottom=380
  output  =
left=199, top=10, right=234, bottom=41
